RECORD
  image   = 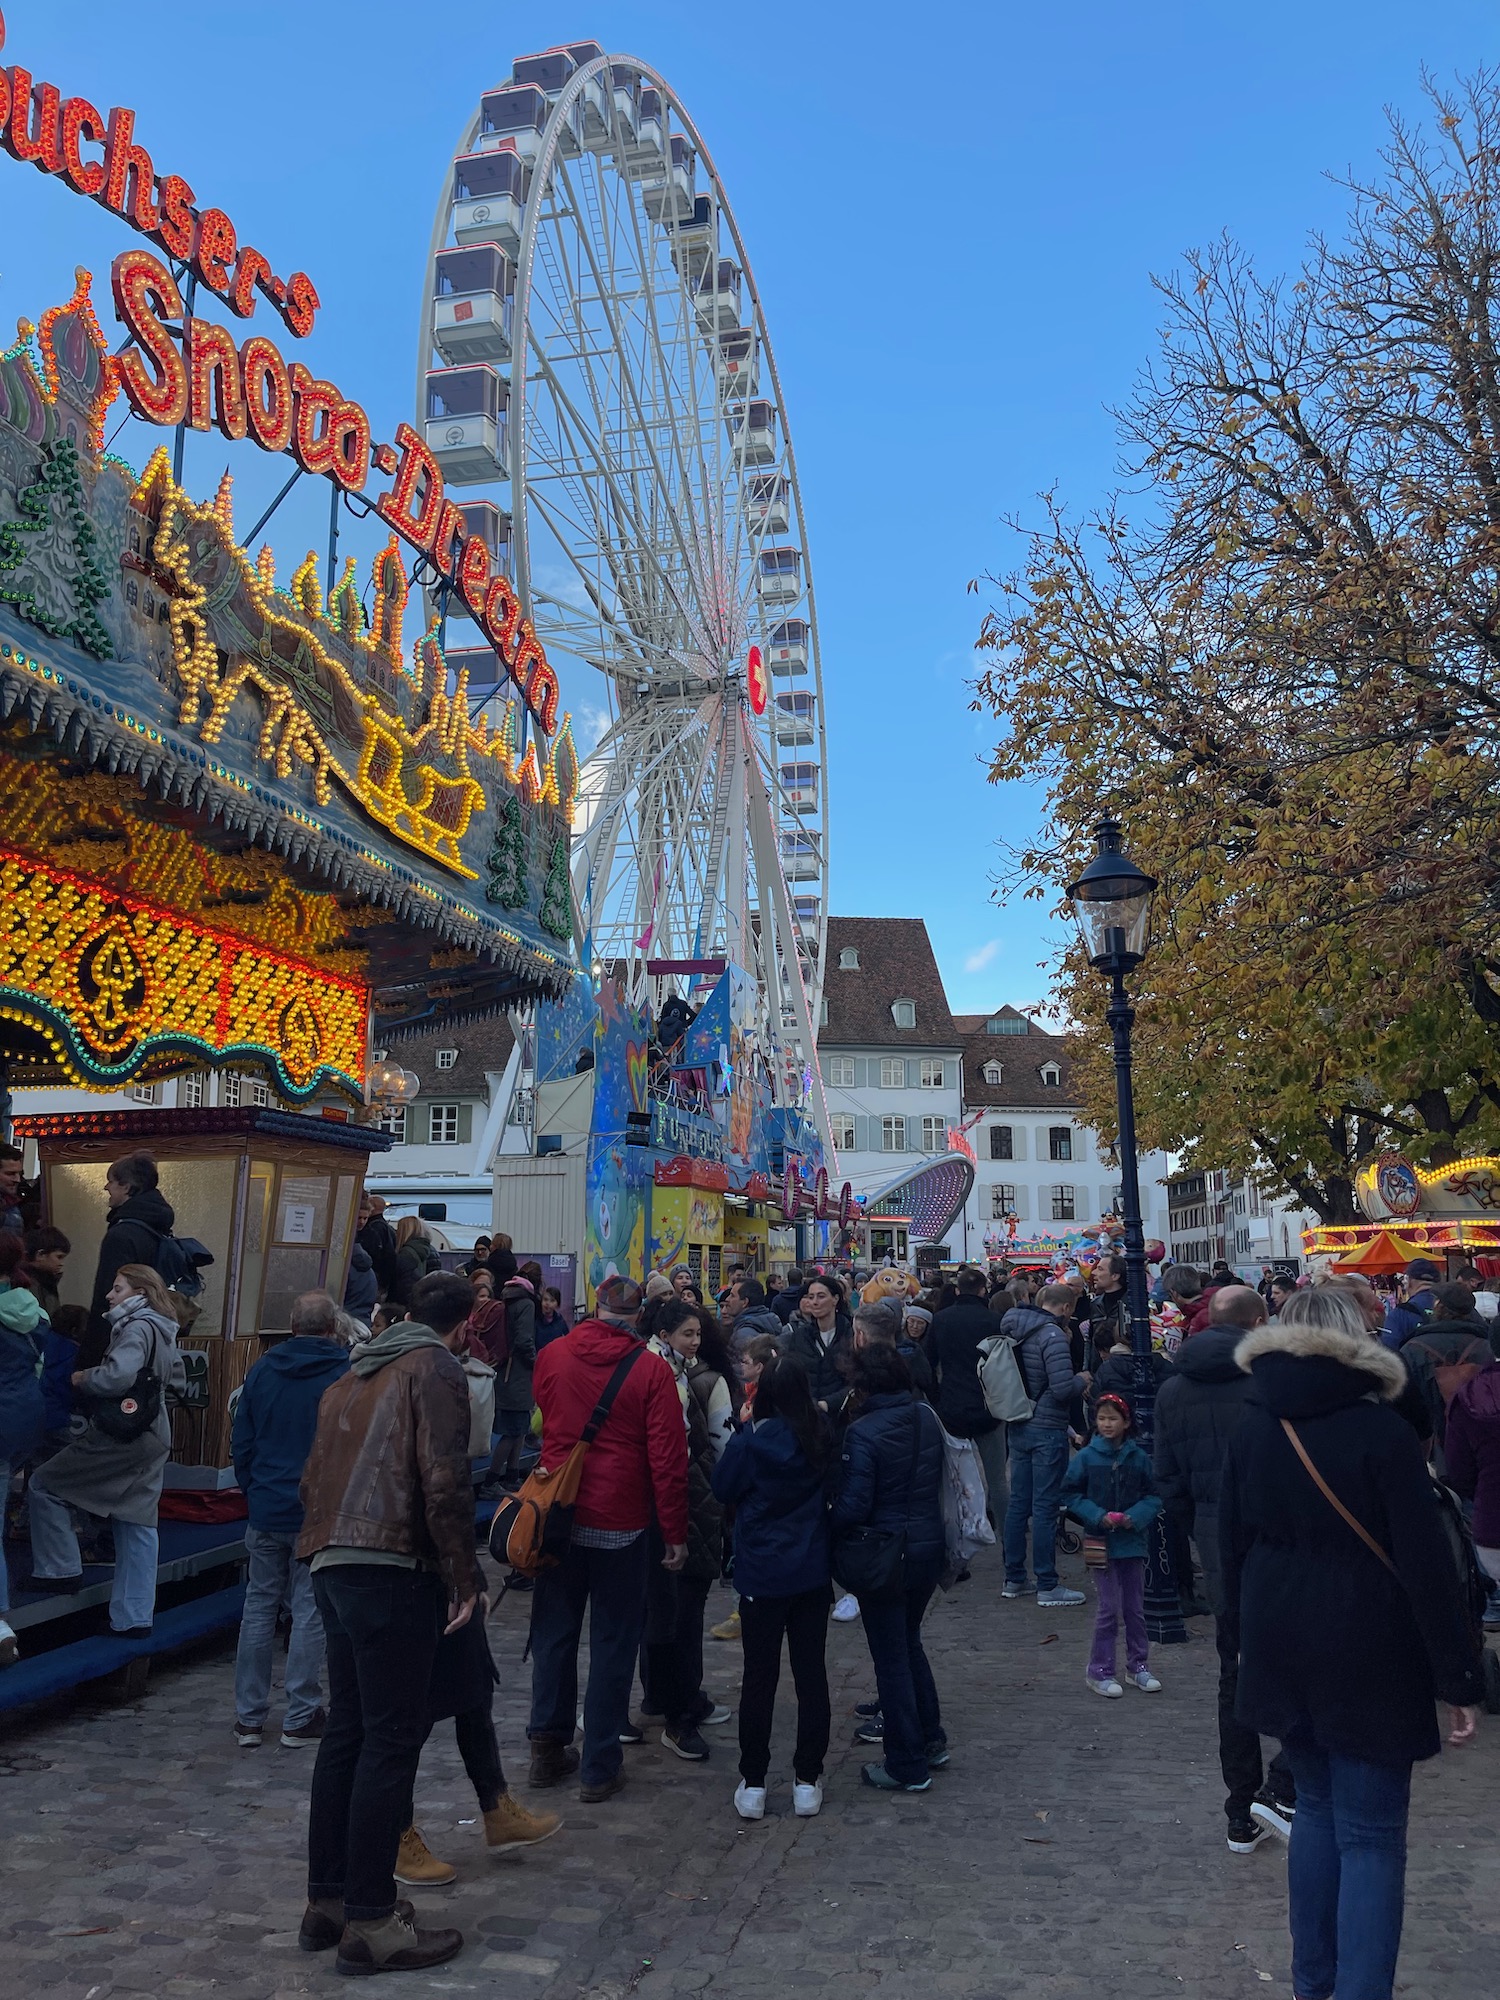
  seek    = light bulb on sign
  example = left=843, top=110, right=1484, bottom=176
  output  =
left=746, top=644, right=767, bottom=715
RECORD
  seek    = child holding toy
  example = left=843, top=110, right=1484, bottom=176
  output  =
left=1063, top=1392, right=1164, bottom=1697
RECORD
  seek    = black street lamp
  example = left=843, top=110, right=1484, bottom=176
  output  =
left=1066, top=819, right=1186, bottom=1646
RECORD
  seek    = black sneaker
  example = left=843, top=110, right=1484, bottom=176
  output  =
left=1227, top=1818, right=1267, bottom=1853
left=853, top=1717, right=884, bottom=1745
left=1250, top=1796, right=1295, bottom=1843
left=925, top=1742, right=950, bottom=1770
left=662, top=1725, right=710, bottom=1761
left=618, top=1721, right=645, bottom=1745
left=854, top=1699, right=882, bottom=1718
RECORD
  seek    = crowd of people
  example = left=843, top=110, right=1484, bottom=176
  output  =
left=2, top=1142, right=1497, bottom=1994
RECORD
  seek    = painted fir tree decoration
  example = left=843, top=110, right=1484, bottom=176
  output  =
left=0, top=435, right=112, bottom=659
left=484, top=793, right=529, bottom=908
left=539, top=835, right=572, bottom=939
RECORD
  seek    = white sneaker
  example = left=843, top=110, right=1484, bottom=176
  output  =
left=734, top=1781, right=766, bottom=1820
left=1037, top=1586, right=1087, bottom=1607
left=1128, top=1668, right=1162, bottom=1692
left=701, top=1703, right=733, bottom=1725
left=1086, top=1674, right=1124, bottom=1698
left=793, top=1780, right=823, bottom=1817
left=832, top=1594, right=860, bottom=1623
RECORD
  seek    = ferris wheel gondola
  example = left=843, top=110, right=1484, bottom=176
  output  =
left=417, top=43, right=830, bottom=1139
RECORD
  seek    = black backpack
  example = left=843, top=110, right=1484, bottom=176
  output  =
left=147, top=1228, right=213, bottom=1300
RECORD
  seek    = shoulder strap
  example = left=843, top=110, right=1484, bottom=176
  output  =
left=1279, top=1418, right=1397, bottom=1575
left=581, top=1344, right=645, bottom=1445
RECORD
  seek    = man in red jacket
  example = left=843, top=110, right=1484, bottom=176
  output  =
left=527, top=1274, right=688, bottom=1802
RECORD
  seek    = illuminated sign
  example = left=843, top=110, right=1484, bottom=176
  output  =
left=0, top=12, right=560, bottom=739
left=0, top=845, right=367, bottom=1099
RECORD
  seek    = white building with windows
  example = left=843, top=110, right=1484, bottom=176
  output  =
left=951, top=1007, right=1172, bottom=1262
left=818, top=919, right=964, bottom=1251
left=366, top=1015, right=524, bottom=1234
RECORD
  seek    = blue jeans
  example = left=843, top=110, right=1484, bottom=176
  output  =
left=858, top=1558, right=945, bottom=1785
left=1002, top=1423, right=1070, bottom=1591
left=28, top=1484, right=158, bottom=1631
left=234, top=1525, right=327, bottom=1730
left=0, top=1456, right=11, bottom=1614
left=528, top=1535, right=649, bottom=1787
left=1284, top=1738, right=1412, bottom=2000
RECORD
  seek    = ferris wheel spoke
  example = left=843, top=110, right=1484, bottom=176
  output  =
left=545, top=152, right=722, bottom=655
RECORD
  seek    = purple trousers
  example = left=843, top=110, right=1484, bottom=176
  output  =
left=1089, top=1557, right=1148, bottom=1678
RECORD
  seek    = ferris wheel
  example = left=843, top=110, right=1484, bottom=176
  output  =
left=416, top=43, right=829, bottom=1118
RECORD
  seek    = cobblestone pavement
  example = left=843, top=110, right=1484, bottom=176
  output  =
left=2, top=1549, right=1497, bottom=2000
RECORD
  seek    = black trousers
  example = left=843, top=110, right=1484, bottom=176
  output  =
left=402, top=1704, right=506, bottom=1827
left=737, top=1586, right=832, bottom=1787
left=308, top=1565, right=444, bottom=1920
left=643, top=1572, right=713, bottom=1729
left=1216, top=1615, right=1296, bottom=1821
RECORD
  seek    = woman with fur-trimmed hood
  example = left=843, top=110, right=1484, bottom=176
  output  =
left=1220, top=1283, right=1483, bottom=2000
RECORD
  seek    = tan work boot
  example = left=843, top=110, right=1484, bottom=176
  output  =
left=393, top=1825, right=457, bottom=1887
left=335, top=1911, right=462, bottom=1975
left=483, top=1791, right=563, bottom=1852
left=710, top=1608, right=741, bottom=1642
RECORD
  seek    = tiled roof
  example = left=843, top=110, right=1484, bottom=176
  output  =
left=821, top=918, right=958, bottom=1049
left=953, top=1008, right=1078, bottom=1108
left=383, top=1013, right=515, bottom=1100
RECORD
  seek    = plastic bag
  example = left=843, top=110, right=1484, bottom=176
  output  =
left=938, top=1424, right=995, bottom=1566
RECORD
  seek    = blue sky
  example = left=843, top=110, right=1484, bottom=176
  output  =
left=6, top=1, right=1497, bottom=1014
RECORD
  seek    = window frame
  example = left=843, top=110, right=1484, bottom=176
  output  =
left=1049, top=1184, right=1077, bottom=1222
left=891, top=999, right=916, bottom=1029
left=989, top=1123, right=1013, bottom=1160
left=982, top=1060, right=1003, bottom=1085
left=829, top=1113, right=856, bottom=1151
left=378, top=1105, right=408, bottom=1145
left=880, top=1114, right=906, bottom=1152
left=827, top=1055, right=856, bottom=1088
left=1040, top=1062, right=1062, bottom=1087
left=878, top=1057, right=905, bottom=1089
left=1048, top=1126, right=1073, bottom=1162
left=428, top=1101, right=462, bottom=1145
left=989, top=1182, right=1017, bottom=1218
left=435, top=1048, right=459, bottom=1071
left=918, top=1057, right=944, bottom=1088
left=920, top=1114, right=945, bottom=1153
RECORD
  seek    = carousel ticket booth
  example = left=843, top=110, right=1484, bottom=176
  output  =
left=0, top=262, right=577, bottom=1696
left=12, top=1106, right=391, bottom=1484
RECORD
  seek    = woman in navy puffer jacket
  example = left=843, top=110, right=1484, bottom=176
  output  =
left=712, top=1353, right=832, bottom=1820
left=831, top=1343, right=947, bottom=1793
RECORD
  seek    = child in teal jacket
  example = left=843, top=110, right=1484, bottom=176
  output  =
left=1062, top=1394, right=1164, bottom=1696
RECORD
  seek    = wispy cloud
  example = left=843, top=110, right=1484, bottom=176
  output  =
left=964, top=940, right=999, bottom=974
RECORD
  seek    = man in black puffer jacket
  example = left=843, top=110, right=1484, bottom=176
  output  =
left=1155, top=1283, right=1295, bottom=1850
left=928, top=1267, right=1006, bottom=1512
left=82, top=1151, right=178, bottom=1368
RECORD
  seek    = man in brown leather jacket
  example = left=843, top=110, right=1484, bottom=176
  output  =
left=295, top=1270, right=482, bottom=1976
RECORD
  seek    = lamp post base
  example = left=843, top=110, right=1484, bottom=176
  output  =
left=1143, top=1512, right=1189, bottom=1645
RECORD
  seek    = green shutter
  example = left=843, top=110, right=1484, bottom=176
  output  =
left=458, top=1103, right=473, bottom=1145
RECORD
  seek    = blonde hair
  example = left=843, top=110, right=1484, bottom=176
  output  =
left=394, top=1214, right=427, bottom=1250
left=112, top=1262, right=176, bottom=1320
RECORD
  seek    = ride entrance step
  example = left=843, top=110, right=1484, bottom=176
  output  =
left=0, top=1583, right=245, bottom=1717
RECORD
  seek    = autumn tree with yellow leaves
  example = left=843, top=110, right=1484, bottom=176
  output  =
left=975, top=74, right=1500, bottom=1222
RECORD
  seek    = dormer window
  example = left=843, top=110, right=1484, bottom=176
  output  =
left=986, top=1014, right=1027, bottom=1035
left=838, top=947, right=860, bottom=970
left=1040, top=1062, right=1061, bottom=1087
left=436, top=1048, right=459, bottom=1071
left=983, top=1061, right=1003, bottom=1085
left=891, top=999, right=916, bottom=1028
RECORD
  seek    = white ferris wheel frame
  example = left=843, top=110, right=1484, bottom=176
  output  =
left=416, top=52, right=831, bottom=1143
